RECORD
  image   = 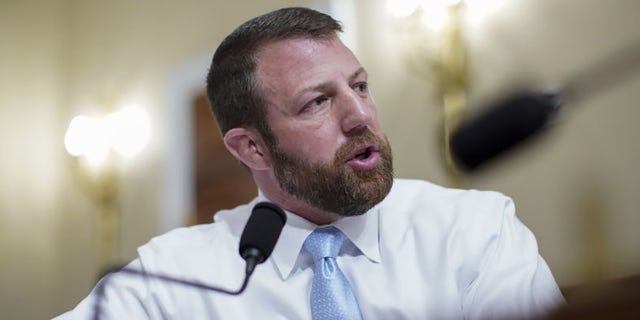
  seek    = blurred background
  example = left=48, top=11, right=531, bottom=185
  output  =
left=1, top=0, right=638, bottom=318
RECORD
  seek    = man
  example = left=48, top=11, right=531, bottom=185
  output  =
left=57, top=7, right=564, bottom=319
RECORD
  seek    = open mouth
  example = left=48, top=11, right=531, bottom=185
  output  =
left=345, top=144, right=380, bottom=170
left=355, top=148, right=372, bottom=160
left=351, top=145, right=376, bottom=161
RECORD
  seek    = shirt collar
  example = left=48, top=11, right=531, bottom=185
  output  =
left=264, top=191, right=382, bottom=281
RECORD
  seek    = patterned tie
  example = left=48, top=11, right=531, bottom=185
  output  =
left=303, top=226, right=363, bottom=320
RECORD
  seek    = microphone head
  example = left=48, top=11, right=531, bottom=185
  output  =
left=239, top=202, right=287, bottom=264
left=450, top=91, right=563, bottom=171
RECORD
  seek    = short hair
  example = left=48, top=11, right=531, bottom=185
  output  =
left=205, top=7, right=342, bottom=145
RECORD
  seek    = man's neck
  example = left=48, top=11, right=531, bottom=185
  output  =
left=253, top=170, right=343, bottom=225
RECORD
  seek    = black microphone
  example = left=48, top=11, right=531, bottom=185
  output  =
left=449, top=40, right=640, bottom=172
left=239, top=201, right=287, bottom=276
left=449, top=91, right=563, bottom=171
left=92, top=201, right=286, bottom=319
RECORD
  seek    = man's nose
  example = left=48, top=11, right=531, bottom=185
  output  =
left=339, top=91, right=373, bottom=135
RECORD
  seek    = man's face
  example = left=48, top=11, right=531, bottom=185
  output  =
left=255, top=36, right=393, bottom=216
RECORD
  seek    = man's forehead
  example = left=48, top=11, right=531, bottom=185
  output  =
left=254, top=36, right=362, bottom=89
left=255, top=36, right=340, bottom=68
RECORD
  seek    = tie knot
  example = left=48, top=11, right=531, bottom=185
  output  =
left=303, top=226, right=347, bottom=261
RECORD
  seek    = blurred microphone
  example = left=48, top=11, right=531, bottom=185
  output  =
left=450, top=91, right=563, bottom=171
left=93, top=201, right=286, bottom=319
left=450, top=39, right=640, bottom=171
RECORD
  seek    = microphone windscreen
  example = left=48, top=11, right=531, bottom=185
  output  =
left=239, top=202, right=286, bottom=263
left=450, top=91, right=561, bottom=171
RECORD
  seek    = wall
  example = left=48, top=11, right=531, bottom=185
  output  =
left=0, top=1, right=69, bottom=318
left=1, top=0, right=314, bottom=318
left=359, top=0, right=640, bottom=286
left=461, top=0, right=640, bottom=285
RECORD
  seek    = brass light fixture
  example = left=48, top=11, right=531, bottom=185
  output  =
left=64, top=106, right=150, bottom=273
left=387, top=0, right=471, bottom=186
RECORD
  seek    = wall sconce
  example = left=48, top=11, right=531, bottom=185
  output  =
left=387, top=0, right=505, bottom=185
left=64, top=107, right=150, bottom=272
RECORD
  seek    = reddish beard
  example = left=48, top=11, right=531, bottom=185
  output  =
left=269, top=129, right=394, bottom=217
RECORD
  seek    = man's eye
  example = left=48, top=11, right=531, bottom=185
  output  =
left=301, top=96, right=328, bottom=113
left=355, top=82, right=368, bottom=93
left=312, top=96, right=327, bottom=106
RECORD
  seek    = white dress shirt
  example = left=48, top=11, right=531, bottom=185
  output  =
left=56, top=179, right=564, bottom=319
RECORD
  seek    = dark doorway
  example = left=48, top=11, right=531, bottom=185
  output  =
left=192, top=94, right=257, bottom=224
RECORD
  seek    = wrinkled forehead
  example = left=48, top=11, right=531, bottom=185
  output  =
left=254, top=35, right=346, bottom=74
left=253, top=36, right=360, bottom=99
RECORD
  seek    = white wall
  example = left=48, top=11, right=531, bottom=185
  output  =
left=1, top=0, right=315, bottom=318
left=361, top=0, right=640, bottom=286
left=0, top=1, right=70, bottom=318
left=1, top=0, right=638, bottom=318
left=460, top=0, right=640, bottom=285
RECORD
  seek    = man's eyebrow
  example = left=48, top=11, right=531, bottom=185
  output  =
left=293, top=67, right=369, bottom=102
left=349, top=67, right=367, bottom=82
left=303, top=67, right=367, bottom=91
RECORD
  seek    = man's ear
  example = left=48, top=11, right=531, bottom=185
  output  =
left=223, top=127, right=271, bottom=170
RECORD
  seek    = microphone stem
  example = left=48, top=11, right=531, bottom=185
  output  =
left=93, top=266, right=254, bottom=319
left=562, top=39, right=640, bottom=103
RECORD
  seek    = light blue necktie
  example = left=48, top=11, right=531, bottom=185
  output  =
left=304, top=226, right=363, bottom=320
